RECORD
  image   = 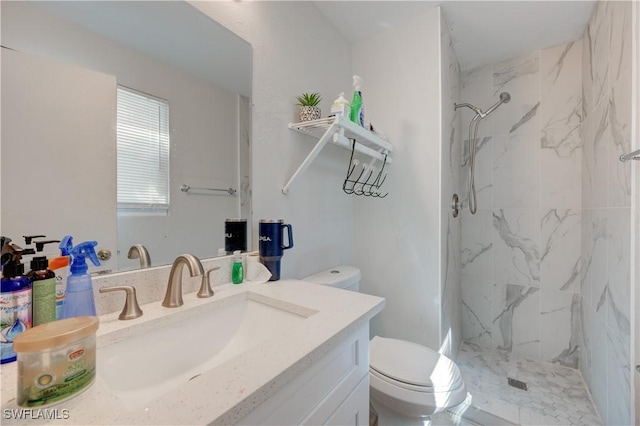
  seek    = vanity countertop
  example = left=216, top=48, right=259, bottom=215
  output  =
left=1, top=279, right=385, bottom=425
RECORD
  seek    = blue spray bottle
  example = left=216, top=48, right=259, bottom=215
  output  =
left=61, top=241, right=100, bottom=318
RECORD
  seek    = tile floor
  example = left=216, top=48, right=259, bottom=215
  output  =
left=453, top=342, right=603, bottom=425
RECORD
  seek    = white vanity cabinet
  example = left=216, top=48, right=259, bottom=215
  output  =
left=238, top=323, right=370, bottom=425
left=0, top=281, right=384, bottom=426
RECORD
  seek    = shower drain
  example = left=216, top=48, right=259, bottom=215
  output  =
left=507, top=377, right=528, bottom=391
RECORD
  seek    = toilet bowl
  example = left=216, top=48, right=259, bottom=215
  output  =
left=303, top=265, right=467, bottom=425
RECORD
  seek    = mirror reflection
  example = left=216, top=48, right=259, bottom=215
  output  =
left=1, top=1, right=252, bottom=273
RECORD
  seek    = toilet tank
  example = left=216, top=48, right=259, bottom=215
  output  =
left=302, top=265, right=361, bottom=292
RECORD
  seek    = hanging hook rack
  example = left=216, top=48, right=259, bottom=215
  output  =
left=283, top=116, right=393, bottom=194
left=342, top=139, right=389, bottom=198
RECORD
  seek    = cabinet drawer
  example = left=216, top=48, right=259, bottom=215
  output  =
left=238, top=323, right=369, bottom=425
left=323, top=376, right=369, bottom=426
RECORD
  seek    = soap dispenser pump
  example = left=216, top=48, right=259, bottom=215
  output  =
left=1, top=244, right=34, bottom=363
left=27, top=239, right=61, bottom=326
left=27, top=255, right=56, bottom=326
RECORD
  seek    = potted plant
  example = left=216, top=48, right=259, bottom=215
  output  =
left=296, top=92, right=322, bottom=122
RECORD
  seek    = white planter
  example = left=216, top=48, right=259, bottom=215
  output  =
left=299, top=106, right=321, bottom=122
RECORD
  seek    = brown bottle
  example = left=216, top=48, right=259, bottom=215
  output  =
left=26, top=257, right=56, bottom=326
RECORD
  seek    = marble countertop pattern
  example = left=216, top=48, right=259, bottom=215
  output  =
left=1, top=279, right=385, bottom=425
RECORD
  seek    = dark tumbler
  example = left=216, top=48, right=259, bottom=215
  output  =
left=225, top=219, right=247, bottom=254
left=258, top=219, right=293, bottom=281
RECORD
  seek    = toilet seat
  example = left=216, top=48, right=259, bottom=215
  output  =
left=370, top=336, right=464, bottom=392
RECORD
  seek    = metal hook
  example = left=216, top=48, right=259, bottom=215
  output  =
left=342, top=139, right=389, bottom=198
left=367, top=154, right=388, bottom=197
left=355, top=165, right=374, bottom=196
left=343, top=158, right=362, bottom=194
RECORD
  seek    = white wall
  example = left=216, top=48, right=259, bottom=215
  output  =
left=193, top=2, right=354, bottom=279
left=351, top=7, right=443, bottom=349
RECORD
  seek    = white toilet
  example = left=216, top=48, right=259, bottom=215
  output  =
left=303, top=265, right=468, bottom=425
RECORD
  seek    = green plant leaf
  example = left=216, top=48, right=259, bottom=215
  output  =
left=296, top=92, right=321, bottom=106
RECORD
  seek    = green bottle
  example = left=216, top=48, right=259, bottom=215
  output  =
left=232, top=251, right=243, bottom=284
left=349, top=75, right=364, bottom=127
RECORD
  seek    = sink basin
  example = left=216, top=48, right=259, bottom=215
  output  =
left=98, top=291, right=313, bottom=409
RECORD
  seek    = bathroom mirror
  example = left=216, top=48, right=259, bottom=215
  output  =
left=1, top=1, right=252, bottom=273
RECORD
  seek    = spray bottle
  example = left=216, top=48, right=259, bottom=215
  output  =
left=1, top=244, right=34, bottom=363
left=349, top=75, right=365, bottom=127
left=62, top=241, right=100, bottom=319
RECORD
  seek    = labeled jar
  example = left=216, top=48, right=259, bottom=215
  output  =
left=13, top=316, right=99, bottom=407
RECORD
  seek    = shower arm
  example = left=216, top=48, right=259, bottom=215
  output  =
left=455, top=100, right=505, bottom=119
left=454, top=102, right=483, bottom=116
left=455, top=93, right=511, bottom=120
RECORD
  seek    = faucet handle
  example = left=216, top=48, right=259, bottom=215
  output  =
left=99, top=285, right=143, bottom=320
left=197, top=267, right=220, bottom=298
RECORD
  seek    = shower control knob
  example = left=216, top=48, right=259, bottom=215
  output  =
left=635, top=365, right=640, bottom=373
left=451, top=194, right=460, bottom=218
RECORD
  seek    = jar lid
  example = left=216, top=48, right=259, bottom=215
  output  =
left=13, top=316, right=99, bottom=352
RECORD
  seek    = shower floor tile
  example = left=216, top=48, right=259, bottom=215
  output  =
left=455, top=342, right=603, bottom=425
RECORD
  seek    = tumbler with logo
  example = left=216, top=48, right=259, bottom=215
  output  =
left=258, top=220, right=293, bottom=281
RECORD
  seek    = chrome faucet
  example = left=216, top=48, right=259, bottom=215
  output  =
left=162, top=254, right=204, bottom=308
left=128, top=244, right=151, bottom=269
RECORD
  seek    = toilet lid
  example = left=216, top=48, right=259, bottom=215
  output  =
left=370, top=336, right=462, bottom=389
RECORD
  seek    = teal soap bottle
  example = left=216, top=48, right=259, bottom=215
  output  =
left=232, top=251, right=243, bottom=284
left=62, top=241, right=100, bottom=318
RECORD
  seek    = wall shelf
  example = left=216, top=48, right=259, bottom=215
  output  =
left=283, top=115, right=393, bottom=194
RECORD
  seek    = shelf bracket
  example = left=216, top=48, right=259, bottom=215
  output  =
left=282, top=120, right=340, bottom=194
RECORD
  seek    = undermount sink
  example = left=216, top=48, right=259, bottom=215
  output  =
left=98, top=291, right=314, bottom=409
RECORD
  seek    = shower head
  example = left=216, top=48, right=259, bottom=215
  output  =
left=484, top=92, right=511, bottom=116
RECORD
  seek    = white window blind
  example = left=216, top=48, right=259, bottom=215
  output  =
left=117, top=86, right=170, bottom=210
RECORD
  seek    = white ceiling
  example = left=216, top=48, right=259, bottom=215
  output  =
left=313, top=1, right=596, bottom=71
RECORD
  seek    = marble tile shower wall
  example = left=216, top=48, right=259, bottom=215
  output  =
left=460, top=40, right=584, bottom=367
left=460, top=1, right=633, bottom=423
left=580, top=1, right=632, bottom=425
left=440, top=13, right=463, bottom=359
